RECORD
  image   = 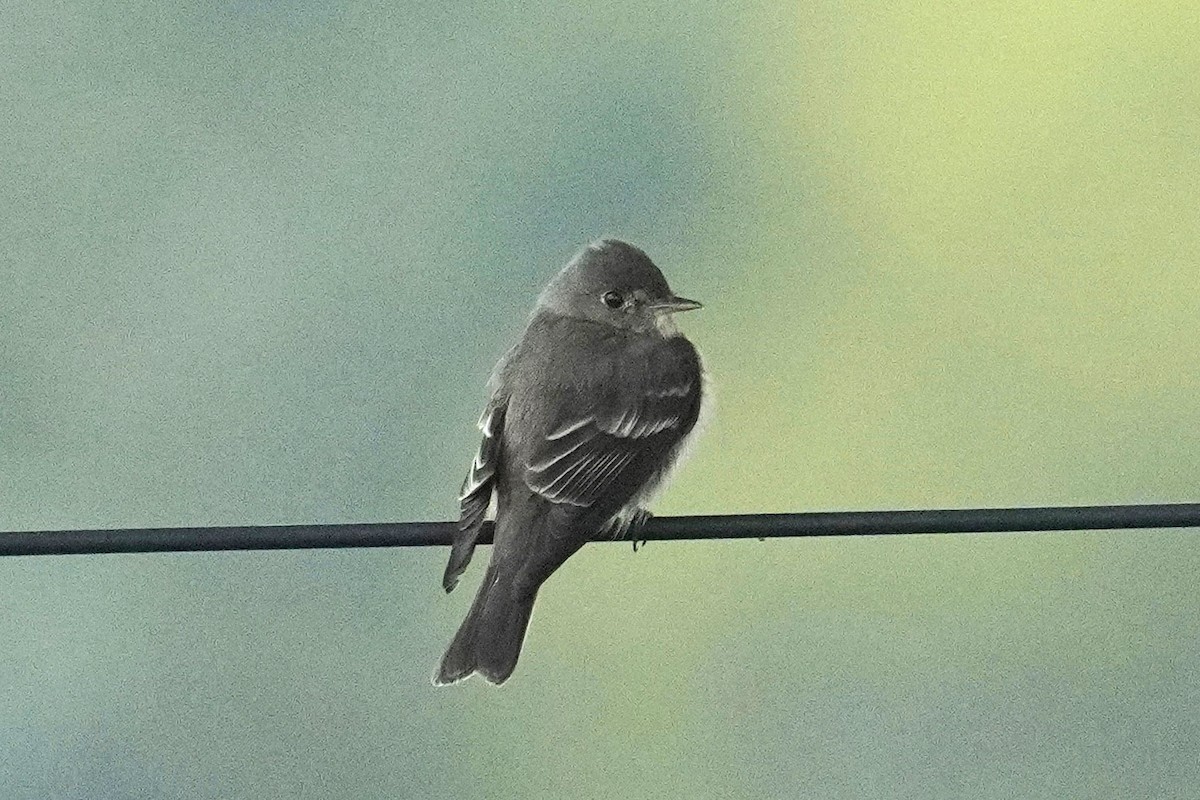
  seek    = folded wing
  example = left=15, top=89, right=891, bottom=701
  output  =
left=443, top=401, right=506, bottom=592
left=525, top=337, right=702, bottom=511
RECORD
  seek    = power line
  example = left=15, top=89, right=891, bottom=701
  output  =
left=2, top=503, right=1198, bottom=557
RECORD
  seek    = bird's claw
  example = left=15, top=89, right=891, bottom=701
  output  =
left=630, top=508, right=652, bottom=552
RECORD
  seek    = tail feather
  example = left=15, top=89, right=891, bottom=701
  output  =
left=434, top=565, right=536, bottom=686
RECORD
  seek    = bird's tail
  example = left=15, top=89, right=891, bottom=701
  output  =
left=433, top=563, right=536, bottom=686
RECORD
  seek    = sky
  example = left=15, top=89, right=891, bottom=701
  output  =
left=3, top=1, right=1199, bottom=798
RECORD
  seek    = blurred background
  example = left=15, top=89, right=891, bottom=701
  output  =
left=4, top=1, right=1199, bottom=797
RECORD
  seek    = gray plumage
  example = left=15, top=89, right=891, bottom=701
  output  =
left=434, top=239, right=705, bottom=686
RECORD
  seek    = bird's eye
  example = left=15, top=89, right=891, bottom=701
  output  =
left=602, top=290, right=624, bottom=309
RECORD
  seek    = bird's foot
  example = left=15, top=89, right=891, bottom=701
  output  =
left=630, top=508, right=652, bottom=552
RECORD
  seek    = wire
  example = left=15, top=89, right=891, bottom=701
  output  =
left=2, top=503, right=1198, bottom=557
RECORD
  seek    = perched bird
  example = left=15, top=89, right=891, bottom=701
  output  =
left=434, top=239, right=706, bottom=686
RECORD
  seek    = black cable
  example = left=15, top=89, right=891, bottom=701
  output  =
left=3, top=503, right=1198, bottom=557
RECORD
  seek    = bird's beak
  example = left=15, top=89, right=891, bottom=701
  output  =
left=651, top=295, right=703, bottom=314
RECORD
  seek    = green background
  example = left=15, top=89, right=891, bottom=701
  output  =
left=4, top=2, right=1199, bottom=797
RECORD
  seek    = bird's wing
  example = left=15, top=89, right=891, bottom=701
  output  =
left=525, top=336, right=702, bottom=510
left=443, top=398, right=506, bottom=592
left=460, top=401, right=506, bottom=523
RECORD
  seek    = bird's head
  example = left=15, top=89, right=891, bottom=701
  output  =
left=537, top=239, right=701, bottom=335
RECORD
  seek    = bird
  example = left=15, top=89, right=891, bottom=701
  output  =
left=434, top=239, right=706, bottom=686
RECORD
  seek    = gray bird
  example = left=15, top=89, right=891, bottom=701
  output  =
left=434, top=239, right=706, bottom=686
